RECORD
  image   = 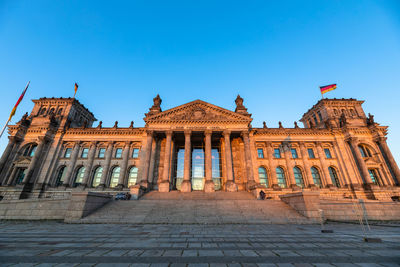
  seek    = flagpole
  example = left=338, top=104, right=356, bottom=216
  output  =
left=0, top=119, right=10, bottom=138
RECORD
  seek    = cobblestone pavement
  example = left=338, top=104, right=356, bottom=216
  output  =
left=0, top=221, right=399, bottom=266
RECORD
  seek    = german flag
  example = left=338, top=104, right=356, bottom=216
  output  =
left=73, top=82, right=79, bottom=97
left=8, top=81, right=30, bottom=121
left=320, top=84, right=337, bottom=95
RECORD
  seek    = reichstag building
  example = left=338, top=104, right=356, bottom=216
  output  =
left=0, top=94, right=399, bottom=200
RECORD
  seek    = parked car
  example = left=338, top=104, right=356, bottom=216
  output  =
left=115, top=192, right=131, bottom=200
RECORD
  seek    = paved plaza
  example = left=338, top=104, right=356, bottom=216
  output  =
left=0, top=221, right=399, bottom=266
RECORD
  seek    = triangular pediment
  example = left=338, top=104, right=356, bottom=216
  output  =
left=144, top=100, right=252, bottom=124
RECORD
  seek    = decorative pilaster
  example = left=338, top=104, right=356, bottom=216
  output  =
left=140, top=131, right=153, bottom=189
left=21, top=136, right=48, bottom=185
left=376, top=136, right=400, bottom=185
left=315, top=142, right=334, bottom=187
left=81, top=142, right=97, bottom=188
left=299, top=143, right=315, bottom=188
left=266, top=142, right=280, bottom=190
left=204, top=130, right=215, bottom=192
left=347, top=137, right=374, bottom=186
left=0, top=136, right=19, bottom=185
left=159, top=130, right=172, bottom=192
left=224, top=130, right=237, bottom=192
left=181, top=130, right=192, bottom=192
left=0, top=136, right=17, bottom=177
left=98, top=142, right=113, bottom=188
left=118, top=141, right=131, bottom=189
left=147, top=137, right=157, bottom=187
left=282, top=142, right=299, bottom=190
left=241, top=131, right=256, bottom=190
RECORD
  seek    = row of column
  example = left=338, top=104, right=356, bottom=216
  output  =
left=140, top=130, right=255, bottom=192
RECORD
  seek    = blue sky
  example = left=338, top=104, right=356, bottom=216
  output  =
left=1, top=0, right=400, bottom=162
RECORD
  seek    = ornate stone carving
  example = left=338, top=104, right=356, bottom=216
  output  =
left=146, top=94, right=162, bottom=116
left=234, top=95, right=250, bottom=116
left=263, top=121, right=267, bottom=128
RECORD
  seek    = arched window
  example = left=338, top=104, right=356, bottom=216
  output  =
left=23, top=144, right=37, bottom=157
left=258, top=167, right=268, bottom=187
left=55, top=166, right=67, bottom=186
left=109, top=166, right=120, bottom=188
left=57, top=108, right=63, bottom=115
left=40, top=108, right=47, bottom=115
left=368, top=169, right=380, bottom=185
left=128, top=166, right=138, bottom=187
left=49, top=108, right=55, bottom=115
left=276, top=167, right=287, bottom=188
left=328, top=167, right=340, bottom=187
left=311, top=167, right=322, bottom=188
left=358, top=145, right=372, bottom=158
left=73, top=167, right=85, bottom=187
left=92, top=167, right=103, bottom=187
left=293, top=167, right=304, bottom=188
left=350, top=109, right=357, bottom=116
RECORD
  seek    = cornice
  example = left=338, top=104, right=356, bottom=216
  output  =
left=63, top=127, right=145, bottom=136
left=251, top=128, right=335, bottom=136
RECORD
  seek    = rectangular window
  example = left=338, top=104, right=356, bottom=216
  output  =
left=115, top=148, right=122, bottom=158
left=132, top=148, right=139, bottom=158
left=81, top=148, right=89, bottom=158
left=274, top=148, right=281, bottom=158
left=291, top=148, right=298, bottom=158
left=257, top=148, right=264, bottom=158
left=98, top=148, right=105, bottom=158
left=308, top=148, right=315, bottom=158
left=64, top=148, right=72, bottom=158
left=324, top=148, right=332, bottom=159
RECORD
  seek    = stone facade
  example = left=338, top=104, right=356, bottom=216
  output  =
left=0, top=95, right=400, bottom=201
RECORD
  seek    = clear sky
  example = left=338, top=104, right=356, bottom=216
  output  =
left=1, top=1, right=400, bottom=163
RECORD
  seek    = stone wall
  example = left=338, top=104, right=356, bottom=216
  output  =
left=0, top=198, right=69, bottom=220
left=320, top=199, right=400, bottom=221
left=64, top=192, right=112, bottom=222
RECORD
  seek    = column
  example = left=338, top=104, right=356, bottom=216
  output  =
left=159, top=130, right=172, bottom=192
left=147, top=137, right=157, bottom=187
left=139, top=131, right=153, bottom=188
left=282, top=142, right=298, bottom=189
left=266, top=142, right=279, bottom=189
left=299, top=143, right=315, bottom=188
left=181, top=130, right=192, bottom=192
left=315, top=142, right=334, bottom=187
left=348, top=137, right=374, bottom=185
left=376, top=136, right=400, bottom=185
left=62, top=142, right=81, bottom=187
left=241, top=131, right=256, bottom=189
left=0, top=136, right=17, bottom=176
left=224, top=130, right=237, bottom=192
left=118, top=142, right=131, bottom=189
left=98, top=142, right=113, bottom=188
left=81, top=142, right=97, bottom=188
left=6, top=167, right=18, bottom=186
left=204, top=130, right=215, bottom=192
left=0, top=137, right=19, bottom=185
left=22, top=137, right=48, bottom=185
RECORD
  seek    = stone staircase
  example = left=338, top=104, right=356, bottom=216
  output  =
left=78, top=191, right=314, bottom=224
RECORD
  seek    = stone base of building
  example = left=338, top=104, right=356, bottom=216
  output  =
left=158, top=181, right=170, bottom=192
left=225, top=181, right=238, bottom=192
left=204, top=180, right=215, bottom=193
left=180, top=180, right=192, bottom=192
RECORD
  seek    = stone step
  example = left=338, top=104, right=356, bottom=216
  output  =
left=79, top=197, right=314, bottom=224
left=141, top=190, right=256, bottom=200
